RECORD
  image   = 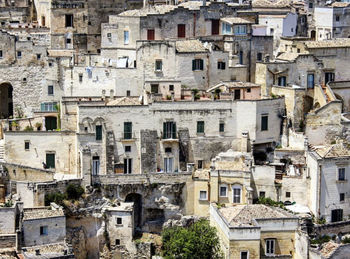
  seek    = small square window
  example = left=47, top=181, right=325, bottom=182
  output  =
left=24, top=141, right=30, bottom=150
left=165, top=147, right=172, bottom=153
left=151, top=84, right=159, bottom=94
left=107, top=33, right=112, bottom=38
left=36, top=54, right=41, bottom=60
left=17, top=51, right=22, bottom=58
left=22, top=78, right=27, bottom=82
left=169, top=85, right=174, bottom=91
left=198, top=160, right=203, bottom=169
left=247, top=88, right=251, bottom=93
left=217, top=61, right=226, bottom=70
left=48, top=85, right=54, bottom=95
left=286, top=192, right=291, bottom=198
left=199, top=190, right=207, bottom=200
left=259, top=191, right=265, bottom=197
left=155, top=60, right=162, bottom=71
left=125, top=146, right=131, bottom=152
left=49, top=62, right=53, bottom=67
left=116, top=217, right=122, bottom=225
left=66, top=38, right=72, bottom=44
left=340, top=193, right=345, bottom=202
left=115, top=239, right=120, bottom=245
left=40, top=226, right=48, bottom=235
left=79, top=73, right=83, bottom=83
left=126, top=90, right=131, bottom=96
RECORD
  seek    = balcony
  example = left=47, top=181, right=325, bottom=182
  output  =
left=118, top=132, right=137, bottom=142
left=161, top=131, right=178, bottom=143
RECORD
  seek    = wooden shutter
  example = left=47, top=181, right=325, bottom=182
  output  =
left=192, top=60, right=196, bottom=71
left=199, top=59, right=204, bottom=70
left=172, top=123, right=176, bottom=139
left=211, top=19, right=219, bottom=35
left=96, top=125, right=102, bottom=140
left=163, top=122, right=166, bottom=139
left=46, top=153, right=55, bottom=169
left=147, top=29, right=155, bottom=40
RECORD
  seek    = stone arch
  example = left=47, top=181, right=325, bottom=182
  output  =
left=125, top=193, right=142, bottom=228
left=0, top=82, right=13, bottom=119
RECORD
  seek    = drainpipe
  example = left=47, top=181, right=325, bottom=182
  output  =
left=318, top=164, right=322, bottom=219
left=193, top=13, right=196, bottom=37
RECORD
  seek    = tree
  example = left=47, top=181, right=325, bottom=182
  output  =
left=161, top=219, right=222, bottom=259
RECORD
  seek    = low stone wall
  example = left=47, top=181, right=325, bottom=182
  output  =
left=0, top=234, right=16, bottom=248
left=92, top=172, right=192, bottom=185
left=314, top=220, right=350, bottom=236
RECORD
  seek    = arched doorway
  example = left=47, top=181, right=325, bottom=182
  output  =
left=0, top=83, right=13, bottom=119
left=125, top=193, right=142, bottom=228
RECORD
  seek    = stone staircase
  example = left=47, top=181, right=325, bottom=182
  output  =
left=0, top=139, right=4, bottom=163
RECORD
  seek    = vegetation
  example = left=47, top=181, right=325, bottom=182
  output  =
left=45, top=184, right=84, bottom=206
left=161, top=219, right=222, bottom=259
left=256, top=196, right=285, bottom=209
left=310, top=235, right=331, bottom=245
left=342, top=237, right=350, bottom=244
left=24, top=126, right=33, bottom=131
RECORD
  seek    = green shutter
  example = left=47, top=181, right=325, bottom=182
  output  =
left=124, top=122, right=132, bottom=139
left=163, top=122, right=166, bottom=139
left=96, top=125, right=102, bottom=140
left=172, top=123, right=176, bottom=139
left=192, top=59, right=196, bottom=71
left=46, top=153, right=55, bottom=169
left=200, top=59, right=204, bottom=70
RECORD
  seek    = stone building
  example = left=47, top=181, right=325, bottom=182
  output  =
left=210, top=203, right=302, bottom=259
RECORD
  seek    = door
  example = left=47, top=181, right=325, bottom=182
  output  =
left=92, top=156, right=100, bottom=176
left=124, top=158, right=132, bottom=174
left=147, top=29, right=155, bottom=40
left=307, top=74, right=315, bottom=88
left=164, top=157, right=173, bottom=173
left=211, top=19, right=220, bottom=35
left=46, top=153, right=55, bottom=169
left=178, top=24, right=186, bottom=38
left=234, top=89, right=241, bottom=100
left=45, top=116, right=57, bottom=131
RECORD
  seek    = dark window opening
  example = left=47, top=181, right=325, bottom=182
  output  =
left=211, top=19, right=220, bottom=35
left=40, top=226, right=48, bottom=235
left=96, top=125, right=102, bottom=140
left=278, top=76, right=286, bottom=86
left=126, top=90, right=131, bottom=96
left=217, top=61, right=226, bottom=70
left=234, top=89, right=241, bottom=100
left=46, top=153, right=55, bottom=169
left=261, top=115, right=268, bottom=131
left=65, top=14, right=73, bottom=27
left=257, top=52, right=263, bottom=61
left=325, top=72, right=335, bottom=84
left=125, top=145, right=131, bottom=152
left=17, top=51, right=22, bottom=58
left=197, top=160, right=203, bottom=169
left=219, top=122, right=225, bottom=133
left=197, top=121, right=204, bottom=133
left=151, top=84, right=159, bottom=94
left=169, top=85, right=174, bottom=91
left=259, top=191, right=265, bottom=197
left=24, top=141, right=30, bottom=150
left=124, top=122, right=132, bottom=139
left=117, top=217, right=122, bottom=225
left=36, top=54, right=41, bottom=60
left=338, top=168, right=345, bottom=181
left=192, top=59, right=204, bottom=71
left=239, top=51, right=243, bottom=65
left=163, top=121, right=176, bottom=139
left=340, top=193, right=345, bottom=202
left=178, top=24, right=186, bottom=38
left=124, top=158, right=132, bottom=174
left=331, top=209, right=343, bottom=222
left=115, top=239, right=120, bottom=245
left=165, top=147, right=172, bottom=153
left=286, top=192, right=291, bottom=198
left=147, top=29, right=155, bottom=40
left=48, top=85, right=54, bottom=95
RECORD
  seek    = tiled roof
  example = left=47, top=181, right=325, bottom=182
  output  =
left=22, top=243, right=69, bottom=258
left=119, top=5, right=177, bottom=17
left=252, top=0, right=291, bottom=8
left=311, top=142, right=350, bottom=158
left=107, top=97, right=141, bottom=106
left=221, top=17, right=255, bottom=24
left=276, top=52, right=300, bottom=61
left=207, top=81, right=260, bottom=92
left=175, top=39, right=208, bottom=53
left=219, top=204, right=295, bottom=227
left=331, top=2, right=350, bottom=7
left=23, top=207, right=64, bottom=221
left=305, top=39, right=350, bottom=49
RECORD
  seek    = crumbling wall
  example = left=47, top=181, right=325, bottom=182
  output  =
left=140, top=130, right=158, bottom=174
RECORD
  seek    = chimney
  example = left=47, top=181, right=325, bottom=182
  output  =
left=241, top=131, right=249, bottom=152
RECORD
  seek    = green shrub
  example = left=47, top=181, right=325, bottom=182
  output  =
left=342, top=237, right=350, bottom=244
left=256, top=196, right=285, bottom=209
left=45, top=192, right=66, bottom=206
left=24, top=126, right=33, bottom=131
left=66, top=184, right=84, bottom=200
left=310, top=235, right=331, bottom=245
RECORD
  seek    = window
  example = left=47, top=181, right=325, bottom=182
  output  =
left=40, top=226, right=48, bottom=236
left=36, top=54, right=41, bottom=60
left=169, top=85, right=174, bottom=91
left=257, top=52, right=262, bottom=61
left=65, top=14, right=73, bottom=27
left=241, top=251, right=249, bottom=259
left=340, top=193, right=345, bottom=202
left=124, top=158, right=132, bottom=174
left=247, top=88, right=251, bottom=93
left=265, top=239, right=275, bottom=255
left=46, top=153, right=55, bottom=169
left=124, top=31, right=129, bottom=44
left=197, top=160, right=203, bottom=169
left=96, top=125, right=102, bottom=141
left=165, top=147, right=172, bottom=153
left=261, top=115, right=268, bottom=131
left=125, top=145, right=131, bottom=152
left=222, top=23, right=231, bottom=35
left=147, top=29, right=155, bottom=40
left=309, top=2, right=313, bottom=8
left=24, top=141, right=30, bottom=151
left=40, top=102, right=57, bottom=112
left=163, top=121, right=176, bottom=139
left=336, top=16, right=340, bottom=22
left=234, top=89, right=241, bottom=100
left=155, top=60, right=162, bottom=71
left=124, top=122, right=132, bottom=139
left=219, top=185, right=227, bottom=197
left=233, top=185, right=241, bottom=203
left=219, top=122, right=225, bottom=133
left=338, top=168, right=346, bottom=181
left=0, top=50, right=2, bottom=58
left=307, top=73, right=315, bottom=88
left=115, top=239, right=120, bottom=245
left=234, top=25, right=247, bottom=35
left=192, top=59, right=204, bottom=71
left=178, top=24, right=186, bottom=38
left=211, top=19, right=220, bottom=35
left=151, top=84, right=159, bottom=94
left=48, top=85, right=54, bottom=96
left=79, top=73, right=83, bottom=83
left=66, top=38, right=71, bottom=44
left=17, top=51, right=22, bottom=58
left=239, top=51, right=243, bottom=65
left=197, top=121, right=204, bottom=134
left=259, top=191, right=265, bottom=198
left=116, top=217, right=122, bottom=225
left=199, top=190, right=207, bottom=201
left=286, top=192, right=291, bottom=198
left=217, top=61, right=226, bottom=70
left=41, top=16, right=46, bottom=26
left=270, top=28, right=274, bottom=35
left=164, top=157, right=173, bottom=173
left=278, top=76, right=286, bottom=86
left=107, top=33, right=112, bottom=41
left=92, top=156, right=100, bottom=176
left=126, top=90, right=131, bottom=96
left=297, top=48, right=300, bottom=53
left=325, top=72, right=335, bottom=84
left=331, top=209, right=343, bottom=222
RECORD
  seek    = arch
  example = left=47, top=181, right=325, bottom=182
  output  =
left=125, top=193, right=142, bottom=228
left=0, top=83, right=13, bottom=119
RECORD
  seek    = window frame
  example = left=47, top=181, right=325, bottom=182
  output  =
left=48, top=85, right=54, bottom=96
left=46, top=153, right=55, bottom=169
left=217, top=61, right=226, bottom=70
left=219, top=122, right=225, bottom=133
left=307, top=73, right=315, bottom=89
left=155, top=59, right=163, bottom=72
left=24, top=141, right=30, bottom=151
left=125, top=145, right=131, bottom=152
left=265, top=239, right=275, bottom=256
left=240, top=250, right=249, bottom=259
left=197, top=121, right=205, bottom=134
left=219, top=184, right=228, bottom=197
left=123, top=122, right=132, bottom=139
left=40, top=226, right=48, bottom=236
left=96, top=125, right=102, bottom=141
left=163, top=121, right=177, bottom=139
left=0, top=50, right=3, bottom=59
left=124, top=31, right=129, bottom=45
left=199, top=190, right=207, bottom=201
left=340, top=193, right=345, bottom=202
left=232, top=184, right=242, bottom=204
left=261, top=114, right=269, bottom=131
left=116, top=217, right=122, bottom=225
left=192, top=59, right=204, bottom=71
left=65, top=14, right=73, bottom=28
left=338, top=168, right=346, bottom=181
